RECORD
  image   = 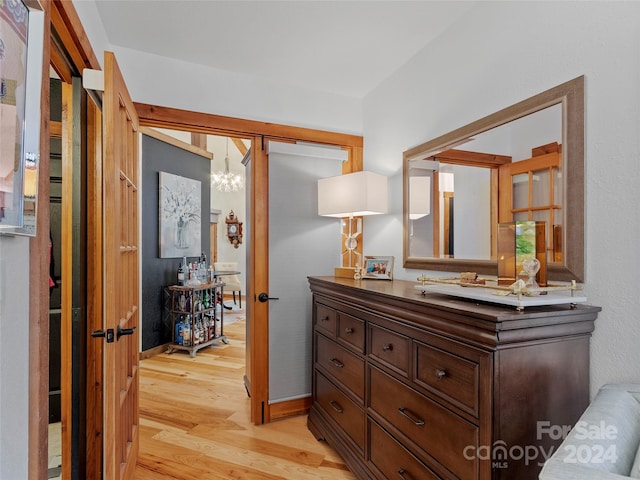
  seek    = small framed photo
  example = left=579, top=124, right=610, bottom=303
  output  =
left=363, top=256, right=394, bottom=280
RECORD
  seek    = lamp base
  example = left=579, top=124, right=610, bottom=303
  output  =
left=334, top=267, right=357, bottom=279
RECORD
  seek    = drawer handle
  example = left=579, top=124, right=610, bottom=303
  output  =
left=382, top=343, right=393, bottom=352
left=345, top=327, right=354, bottom=334
left=398, top=407, right=425, bottom=427
left=320, top=316, right=330, bottom=322
left=397, top=469, right=413, bottom=479
left=330, top=358, right=344, bottom=368
left=329, top=400, right=344, bottom=414
left=435, top=369, right=447, bottom=379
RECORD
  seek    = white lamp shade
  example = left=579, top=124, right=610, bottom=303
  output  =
left=439, top=171, right=455, bottom=193
left=409, top=176, right=430, bottom=220
left=318, top=171, right=388, bottom=217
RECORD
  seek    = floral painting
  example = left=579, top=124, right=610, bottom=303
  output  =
left=159, top=172, right=201, bottom=258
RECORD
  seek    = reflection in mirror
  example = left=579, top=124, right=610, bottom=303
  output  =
left=0, top=0, right=44, bottom=236
left=410, top=160, right=494, bottom=260
left=404, top=76, right=584, bottom=281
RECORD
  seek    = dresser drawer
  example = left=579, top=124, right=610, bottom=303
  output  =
left=337, top=312, right=365, bottom=354
left=316, top=333, right=365, bottom=401
left=369, top=420, right=441, bottom=480
left=315, top=371, right=365, bottom=453
left=369, top=366, right=478, bottom=480
left=415, top=341, right=480, bottom=417
left=315, top=302, right=337, bottom=337
left=368, top=324, right=410, bottom=376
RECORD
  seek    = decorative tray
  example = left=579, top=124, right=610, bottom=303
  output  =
left=415, top=283, right=587, bottom=310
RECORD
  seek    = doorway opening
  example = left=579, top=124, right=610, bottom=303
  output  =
left=138, top=128, right=248, bottom=357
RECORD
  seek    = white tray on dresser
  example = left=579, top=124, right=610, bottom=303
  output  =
left=415, top=282, right=588, bottom=310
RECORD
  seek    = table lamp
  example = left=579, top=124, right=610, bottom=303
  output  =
left=318, top=171, right=388, bottom=279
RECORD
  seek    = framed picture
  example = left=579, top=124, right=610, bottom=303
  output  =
left=363, top=256, right=394, bottom=280
left=159, top=172, right=201, bottom=258
left=0, top=0, right=45, bottom=236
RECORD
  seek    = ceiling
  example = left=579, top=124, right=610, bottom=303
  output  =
left=92, top=0, right=476, bottom=98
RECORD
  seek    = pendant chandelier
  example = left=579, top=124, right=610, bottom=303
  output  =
left=212, top=138, right=244, bottom=192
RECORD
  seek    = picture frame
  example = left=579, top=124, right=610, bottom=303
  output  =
left=159, top=172, right=202, bottom=258
left=363, top=256, right=394, bottom=280
left=0, top=0, right=45, bottom=236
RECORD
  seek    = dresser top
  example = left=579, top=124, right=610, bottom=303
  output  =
left=308, top=276, right=600, bottom=347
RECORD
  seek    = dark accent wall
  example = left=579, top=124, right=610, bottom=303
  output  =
left=141, top=134, right=210, bottom=351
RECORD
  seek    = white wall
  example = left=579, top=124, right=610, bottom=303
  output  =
left=363, top=1, right=640, bottom=396
left=0, top=236, right=30, bottom=479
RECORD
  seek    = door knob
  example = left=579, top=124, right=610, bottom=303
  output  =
left=258, top=292, right=279, bottom=303
left=117, top=325, right=136, bottom=340
left=91, top=328, right=114, bottom=343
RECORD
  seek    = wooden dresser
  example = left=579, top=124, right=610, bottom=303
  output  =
left=307, top=276, right=600, bottom=480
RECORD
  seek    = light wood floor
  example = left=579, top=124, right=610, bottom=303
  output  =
left=136, top=319, right=356, bottom=479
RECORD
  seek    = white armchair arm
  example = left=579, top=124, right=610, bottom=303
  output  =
left=539, top=384, right=640, bottom=480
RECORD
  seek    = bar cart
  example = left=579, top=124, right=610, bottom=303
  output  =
left=165, top=281, right=227, bottom=357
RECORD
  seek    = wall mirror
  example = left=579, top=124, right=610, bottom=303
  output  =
left=403, top=76, right=584, bottom=282
left=0, top=0, right=44, bottom=236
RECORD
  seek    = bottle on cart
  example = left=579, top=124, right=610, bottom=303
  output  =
left=199, top=319, right=205, bottom=344
left=175, top=317, right=184, bottom=345
left=207, top=316, right=214, bottom=341
left=187, top=265, right=200, bottom=285
left=202, top=316, right=209, bottom=342
left=177, top=263, right=185, bottom=286
left=210, top=316, right=215, bottom=341
left=193, top=319, right=200, bottom=346
left=183, top=317, right=191, bottom=346
left=198, top=319, right=205, bottom=344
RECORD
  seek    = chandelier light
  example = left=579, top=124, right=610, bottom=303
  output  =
left=212, top=138, right=244, bottom=192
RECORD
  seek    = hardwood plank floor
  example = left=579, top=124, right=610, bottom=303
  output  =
left=136, top=318, right=355, bottom=479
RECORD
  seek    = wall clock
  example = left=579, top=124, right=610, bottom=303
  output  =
left=225, top=210, right=243, bottom=248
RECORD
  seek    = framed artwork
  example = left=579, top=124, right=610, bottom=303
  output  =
left=0, top=0, right=44, bottom=236
left=159, top=172, right=201, bottom=258
left=363, top=256, right=394, bottom=280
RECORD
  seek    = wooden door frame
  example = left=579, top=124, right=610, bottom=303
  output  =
left=29, top=2, right=51, bottom=478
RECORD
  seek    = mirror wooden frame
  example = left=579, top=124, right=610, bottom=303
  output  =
left=403, top=76, right=584, bottom=282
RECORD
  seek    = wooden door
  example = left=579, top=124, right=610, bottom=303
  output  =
left=244, top=138, right=348, bottom=423
left=102, top=51, right=140, bottom=480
